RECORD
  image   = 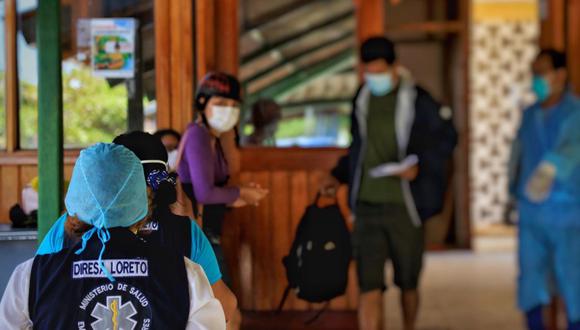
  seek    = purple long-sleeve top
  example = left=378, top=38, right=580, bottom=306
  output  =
left=177, top=123, right=240, bottom=205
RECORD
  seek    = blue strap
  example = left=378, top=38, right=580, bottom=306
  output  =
left=74, top=225, right=115, bottom=282
left=75, top=227, right=97, bottom=255
left=96, top=226, right=114, bottom=282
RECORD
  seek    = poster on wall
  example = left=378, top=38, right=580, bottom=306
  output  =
left=90, top=18, right=137, bottom=79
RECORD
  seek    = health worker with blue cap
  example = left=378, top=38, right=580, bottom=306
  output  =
left=36, top=132, right=239, bottom=326
left=509, top=49, right=580, bottom=330
left=0, top=143, right=226, bottom=329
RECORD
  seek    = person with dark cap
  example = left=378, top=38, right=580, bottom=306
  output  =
left=509, top=49, right=580, bottom=330
left=320, top=36, right=457, bottom=330
left=114, top=131, right=240, bottom=328
left=243, top=98, right=282, bottom=146
left=178, top=72, right=269, bottom=329
left=0, top=143, right=225, bottom=329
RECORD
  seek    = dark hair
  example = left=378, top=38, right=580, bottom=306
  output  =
left=64, top=216, right=93, bottom=238
left=361, top=36, right=396, bottom=65
left=64, top=216, right=149, bottom=238
left=154, top=129, right=181, bottom=142
left=538, top=49, right=567, bottom=70
left=113, top=131, right=177, bottom=209
left=195, top=72, right=242, bottom=111
left=251, top=99, right=282, bottom=129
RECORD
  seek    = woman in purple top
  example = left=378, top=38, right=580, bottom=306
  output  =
left=177, top=72, right=268, bottom=289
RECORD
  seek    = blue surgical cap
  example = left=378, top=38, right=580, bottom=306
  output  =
left=65, top=143, right=148, bottom=281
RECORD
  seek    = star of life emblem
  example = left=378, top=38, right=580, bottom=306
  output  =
left=77, top=282, right=152, bottom=330
left=90, top=296, right=137, bottom=330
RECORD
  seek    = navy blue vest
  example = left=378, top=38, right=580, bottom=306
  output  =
left=139, top=207, right=192, bottom=259
left=29, top=228, right=190, bottom=329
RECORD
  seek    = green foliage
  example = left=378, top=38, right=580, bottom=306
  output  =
left=19, top=78, right=40, bottom=148
left=61, top=66, right=127, bottom=148
left=0, top=72, right=5, bottom=149
left=276, top=117, right=307, bottom=139
left=18, top=65, right=128, bottom=149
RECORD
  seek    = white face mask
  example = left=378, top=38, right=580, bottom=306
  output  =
left=207, top=105, right=240, bottom=134
left=167, top=150, right=179, bottom=170
left=365, top=72, right=394, bottom=96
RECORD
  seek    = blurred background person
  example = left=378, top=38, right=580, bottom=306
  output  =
left=154, top=129, right=182, bottom=171
left=177, top=72, right=269, bottom=329
left=243, top=99, right=282, bottom=146
left=509, top=49, right=580, bottom=330
left=321, top=36, right=457, bottom=330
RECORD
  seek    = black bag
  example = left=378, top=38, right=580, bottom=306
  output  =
left=279, top=194, right=351, bottom=315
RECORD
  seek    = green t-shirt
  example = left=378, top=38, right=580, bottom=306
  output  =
left=357, top=90, right=405, bottom=204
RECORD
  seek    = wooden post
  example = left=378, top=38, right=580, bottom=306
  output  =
left=155, top=0, right=194, bottom=132
left=353, top=0, right=385, bottom=77
left=37, top=0, right=63, bottom=241
left=5, top=0, right=19, bottom=152
left=568, top=0, right=580, bottom=94
left=539, top=0, right=566, bottom=50
left=216, top=0, right=239, bottom=75
left=195, top=0, right=216, bottom=81
left=154, top=0, right=172, bottom=129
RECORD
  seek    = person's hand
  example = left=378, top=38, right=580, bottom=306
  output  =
left=319, top=174, right=340, bottom=197
left=239, top=185, right=269, bottom=206
left=525, top=162, right=556, bottom=203
left=229, top=198, right=248, bottom=208
left=398, top=165, right=419, bottom=181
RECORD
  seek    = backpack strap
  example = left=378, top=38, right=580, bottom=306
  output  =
left=305, top=301, right=330, bottom=325
left=276, top=285, right=291, bottom=314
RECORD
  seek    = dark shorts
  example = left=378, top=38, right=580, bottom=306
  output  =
left=353, top=202, right=424, bottom=293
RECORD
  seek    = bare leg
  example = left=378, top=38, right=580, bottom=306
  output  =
left=401, top=289, right=419, bottom=330
left=359, top=290, right=383, bottom=330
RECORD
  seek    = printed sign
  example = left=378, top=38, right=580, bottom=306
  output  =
left=90, top=18, right=137, bottom=78
left=72, top=259, right=148, bottom=279
left=77, top=282, right=152, bottom=330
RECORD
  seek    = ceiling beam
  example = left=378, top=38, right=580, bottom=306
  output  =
left=242, top=10, right=354, bottom=64
left=243, top=31, right=354, bottom=83
left=243, top=0, right=314, bottom=31
left=279, top=98, right=353, bottom=109
left=247, top=49, right=355, bottom=103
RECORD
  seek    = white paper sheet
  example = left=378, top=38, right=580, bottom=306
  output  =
left=369, top=154, right=419, bottom=178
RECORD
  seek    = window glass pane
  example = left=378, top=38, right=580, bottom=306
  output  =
left=277, top=105, right=351, bottom=147
left=17, top=0, right=38, bottom=149
left=17, top=0, right=156, bottom=149
left=243, top=103, right=351, bottom=147
left=62, top=0, right=155, bottom=148
left=62, top=60, right=128, bottom=148
left=239, top=0, right=356, bottom=148
left=0, top=1, right=6, bottom=149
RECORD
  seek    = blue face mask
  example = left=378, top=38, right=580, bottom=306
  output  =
left=365, top=72, right=394, bottom=96
left=532, top=75, right=551, bottom=103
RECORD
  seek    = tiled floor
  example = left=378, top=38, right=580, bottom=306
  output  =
left=243, top=240, right=527, bottom=330
left=383, top=250, right=523, bottom=330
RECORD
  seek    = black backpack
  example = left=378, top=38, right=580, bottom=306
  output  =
left=279, top=194, right=351, bottom=318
